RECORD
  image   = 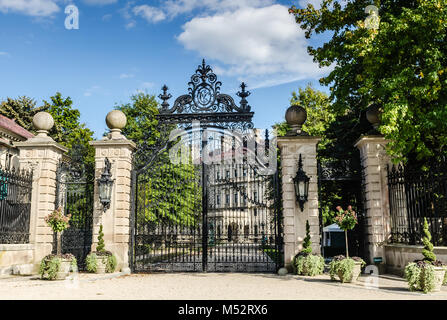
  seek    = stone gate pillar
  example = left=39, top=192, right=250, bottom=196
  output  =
left=277, top=105, right=321, bottom=270
left=15, top=112, right=67, bottom=270
left=355, top=135, right=391, bottom=265
left=90, top=110, right=136, bottom=272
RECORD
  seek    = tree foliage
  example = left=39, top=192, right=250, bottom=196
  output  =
left=116, top=92, right=201, bottom=227
left=0, top=96, right=47, bottom=131
left=43, top=92, right=95, bottom=164
left=0, top=93, right=94, bottom=164
left=289, top=0, right=447, bottom=164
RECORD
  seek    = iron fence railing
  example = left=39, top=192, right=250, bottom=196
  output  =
left=0, top=166, right=33, bottom=244
left=387, top=159, right=447, bottom=246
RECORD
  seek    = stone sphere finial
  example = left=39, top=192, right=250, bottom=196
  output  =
left=106, top=110, right=127, bottom=130
left=106, top=110, right=127, bottom=140
left=366, top=102, right=381, bottom=130
left=285, top=104, right=307, bottom=136
left=33, top=112, right=54, bottom=136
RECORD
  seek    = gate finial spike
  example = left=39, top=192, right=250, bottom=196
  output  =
left=159, top=85, right=172, bottom=111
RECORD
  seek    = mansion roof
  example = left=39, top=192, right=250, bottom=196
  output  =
left=0, top=115, right=34, bottom=145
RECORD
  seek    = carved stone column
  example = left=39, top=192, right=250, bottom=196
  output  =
left=277, top=105, right=321, bottom=270
left=15, top=112, right=67, bottom=269
left=355, top=135, right=392, bottom=264
left=90, top=110, right=136, bottom=272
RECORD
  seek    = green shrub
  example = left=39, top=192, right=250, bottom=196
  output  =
left=97, top=224, right=105, bottom=253
left=86, top=251, right=117, bottom=273
left=422, top=218, right=436, bottom=262
left=405, top=261, right=436, bottom=293
left=295, top=254, right=325, bottom=276
left=86, top=253, right=98, bottom=273
left=106, top=254, right=117, bottom=273
left=39, top=254, right=77, bottom=280
left=39, top=255, right=61, bottom=280
left=302, top=220, right=312, bottom=255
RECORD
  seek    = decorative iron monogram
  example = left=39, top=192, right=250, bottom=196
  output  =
left=157, top=59, right=254, bottom=128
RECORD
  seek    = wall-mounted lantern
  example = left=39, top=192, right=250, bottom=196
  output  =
left=293, top=154, right=310, bottom=212
left=98, top=157, right=114, bottom=212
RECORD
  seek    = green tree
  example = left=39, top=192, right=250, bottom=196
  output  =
left=0, top=96, right=47, bottom=131
left=289, top=0, right=447, bottom=164
left=116, top=92, right=201, bottom=227
left=43, top=92, right=95, bottom=164
left=0, top=93, right=94, bottom=164
left=275, top=84, right=335, bottom=146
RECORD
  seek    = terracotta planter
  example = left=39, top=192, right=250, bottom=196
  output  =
left=338, top=261, right=362, bottom=283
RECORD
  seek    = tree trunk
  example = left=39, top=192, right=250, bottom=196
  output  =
left=345, top=230, right=349, bottom=258
left=57, top=231, right=62, bottom=256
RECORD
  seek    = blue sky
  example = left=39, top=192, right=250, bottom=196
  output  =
left=0, top=0, right=330, bottom=139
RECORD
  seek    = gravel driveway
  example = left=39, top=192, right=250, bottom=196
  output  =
left=0, top=272, right=446, bottom=300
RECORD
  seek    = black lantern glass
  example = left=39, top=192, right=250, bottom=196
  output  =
left=293, top=154, right=310, bottom=211
left=98, top=157, right=114, bottom=212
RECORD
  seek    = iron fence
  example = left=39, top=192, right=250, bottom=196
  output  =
left=387, top=159, right=447, bottom=246
left=0, top=166, right=33, bottom=244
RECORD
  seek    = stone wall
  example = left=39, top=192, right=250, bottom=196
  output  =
left=385, top=244, right=447, bottom=276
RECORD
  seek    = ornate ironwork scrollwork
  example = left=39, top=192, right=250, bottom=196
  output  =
left=156, top=59, right=254, bottom=128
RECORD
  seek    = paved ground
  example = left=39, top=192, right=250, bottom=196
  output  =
left=1, top=272, right=447, bottom=300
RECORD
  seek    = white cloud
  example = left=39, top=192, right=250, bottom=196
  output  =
left=84, top=85, right=101, bottom=97
left=82, top=0, right=117, bottom=5
left=133, top=4, right=166, bottom=23
left=140, top=82, right=154, bottom=89
left=298, top=0, right=322, bottom=9
left=177, top=4, right=330, bottom=88
left=0, top=0, right=60, bottom=17
left=102, top=13, right=112, bottom=21
left=0, top=51, right=9, bottom=56
left=119, top=73, right=135, bottom=79
left=125, top=20, right=136, bottom=29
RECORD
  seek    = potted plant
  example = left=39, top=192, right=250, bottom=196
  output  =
left=292, top=220, right=325, bottom=276
left=85, top=224, right=117, bottom=274
left=328, top=205, right=365, bottom=283
left=404, top=218, right=447, bottom=293
left=39, top=207, right=77, bottom=280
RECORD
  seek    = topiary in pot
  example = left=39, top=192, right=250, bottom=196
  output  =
left=329, top=255, right=366, bottom=283
left=86, top=224, right=117, bottom=274
left=293, top=220, right=325, bottom=276
left=39, top=254, right=77, bottom=280
left=40, top=208, right=77, bottom=280
left=404, top=218, right=446, bottom=293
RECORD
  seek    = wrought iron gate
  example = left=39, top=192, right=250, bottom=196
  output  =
left=318, top=159, right=366, bottom=259
left=130, top=60, right=283, bottom=273
left=54, top=156, right=94, bottom=270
